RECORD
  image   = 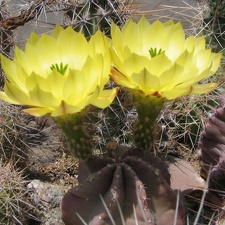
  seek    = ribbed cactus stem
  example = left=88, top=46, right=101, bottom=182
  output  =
left=133, top=92, right=165, bottom=151
left=53, top=111, right=93, bottom=159
left=67, top=0, right=129, bottom=39
left=74, top=1, right=98, bottom=38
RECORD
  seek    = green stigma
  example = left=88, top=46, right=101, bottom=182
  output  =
left=50, top=62, right=68, bottom=75
left=149, top=47, right=165, bottom=58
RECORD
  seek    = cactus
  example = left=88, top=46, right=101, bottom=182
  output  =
left=0, top=99, right=48, bottom=165
left=54, top=109, right=94, bottom=159
left=155, top=0, right=225, bottom=156
left=197, top=104, right=225, bottom=224
left=0, top=1, right=13, bottom=57
left=0, top=1, right=224, bottom=224
left=0, top=161, right=33, bottom=225
left=65, top=0, right=132, bottom=38
left=132, top=94, right=166, bottom=152
left=199, top=106, right=225, bottom=180
left=202, top=0, right=225, bottom=53
left=85, top=88, right=136, bottom=152
left=61, top=146, right=184, bottom=225
left=0, top=100, right=27, bottom=162
left=158, top=87, right=223, bottom=155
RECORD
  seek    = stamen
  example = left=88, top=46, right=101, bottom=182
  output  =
left=50, top=62, right=68, bottom=75
left=149, top=47, right=165, bottom=58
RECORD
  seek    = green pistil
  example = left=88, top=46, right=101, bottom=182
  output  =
left=50, top=62, right=68, bottom=75
left=149, top=47, right=165, bottom=58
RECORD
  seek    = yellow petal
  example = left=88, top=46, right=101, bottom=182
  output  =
left=110, top=68, right=137, bottom=89
left=28, top=85, right=59, bottom=107
left=131, top=68, right=160, bottom=94
left=57, top=27, right=89, bottom=69
left=161, top=88, right=191, bottom=99
left=210, top=52, right=222, bottom=74
left=23, top=107, right=53, bottom=117
left=3, top=82, right=32, bottom=105
left=111, top=22, right=124, bottom=57
left=123, top=19, right=142, bottom=52
left=190, top=83, right=218, bottom=94
left=91, top=87, right=119, bottom=108
left=26, top=32, right=40, bottom=46
left=51, top=101, right=81, bottom=117
left=63, top=70, right=87, bottom=105
left=0, top=90, right=20, bottom=105
left=89, top=30, right=109, bottom=55
left=159, top=63, right=184, bottom=89
left=1, top=54, right=21, bottom=86
left=51, top=24, right=64, bottom=39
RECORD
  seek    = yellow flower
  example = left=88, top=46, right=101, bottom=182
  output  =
left=0, top=25, right=118, bottom=117
left=110, top=17, right=221, bottom=100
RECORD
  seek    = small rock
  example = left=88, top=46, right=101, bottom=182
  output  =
left=168, top=157, right=205, bottom=191
left=27, top=180, right=68, bottom=225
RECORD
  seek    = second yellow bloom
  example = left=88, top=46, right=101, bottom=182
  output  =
left=110, top=17, right=221, bottom=99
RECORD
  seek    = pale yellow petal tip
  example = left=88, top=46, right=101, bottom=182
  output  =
left=51, top=101, right=81, bottom=117
left=191, top=82, right=219, bottom=95
left=22, top=107, right=51, bottom=117
left=0, top=91, right=19, bottom=105
left=91, top=87, right=119, bottom=109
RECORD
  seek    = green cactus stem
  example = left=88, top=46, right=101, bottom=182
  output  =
left=132, top=92, right=166, bottom=151
left=66, top=0, right=130, bottom=38
left=203, top=0, right=225, bottom=53
left=53, top=110, right=94, bottom=159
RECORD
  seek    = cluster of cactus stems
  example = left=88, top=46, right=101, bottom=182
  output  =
left=1, top=0, right=225, bottom=224
left=60, top=1, right=225, bottom=223
left=0, top=1, right=13, bottom=56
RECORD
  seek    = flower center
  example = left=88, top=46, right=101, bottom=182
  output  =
left=50, top=62, right=68, bottom=75
left=149, top=47, right=165, bottom=58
